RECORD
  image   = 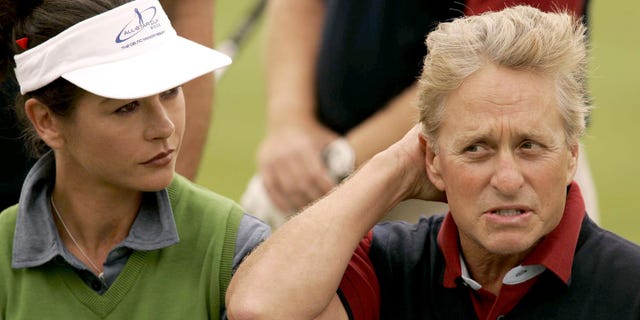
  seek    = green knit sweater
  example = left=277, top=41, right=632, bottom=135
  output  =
left=0, top=175, right=242, bottom=319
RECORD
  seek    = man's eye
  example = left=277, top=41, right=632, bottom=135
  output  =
left=464, top=144, right=483, bottom=153
left=520, top=140, right=540, bottom=150
left=461, top=143, right=492, bottom=160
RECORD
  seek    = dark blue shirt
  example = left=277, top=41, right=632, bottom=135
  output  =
left=315, top=0, right=464, bottom=134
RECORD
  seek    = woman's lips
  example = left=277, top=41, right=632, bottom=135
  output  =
left=141, top=150, right=174, bottom=166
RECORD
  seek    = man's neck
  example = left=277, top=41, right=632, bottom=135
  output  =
left=460, top=238, right=534, bottom=295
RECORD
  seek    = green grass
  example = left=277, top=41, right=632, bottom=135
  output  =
left=199, top=0, right=640, bottom=244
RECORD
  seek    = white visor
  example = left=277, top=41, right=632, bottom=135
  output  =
left=14, top=0, right=231, bottom=99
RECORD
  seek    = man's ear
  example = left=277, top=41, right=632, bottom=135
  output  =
left=24, top=98, right=64, bottom=149
left=566, top=142, right=580, bottom=185
left=420, top=134, right=446, bottom=191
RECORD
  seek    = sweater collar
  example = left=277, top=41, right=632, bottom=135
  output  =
left=12, top=151, right=179, bottom=269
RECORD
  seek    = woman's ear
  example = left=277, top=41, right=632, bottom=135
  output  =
left=24, top=98, right=64, bottom=149
left=421, top=134, right=446, bottom=191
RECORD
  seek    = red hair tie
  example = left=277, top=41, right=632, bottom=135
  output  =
left=16, top=37, right=29, bottom=50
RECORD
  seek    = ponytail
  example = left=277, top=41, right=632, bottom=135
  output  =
left=0, top=0, right=44, bottom=77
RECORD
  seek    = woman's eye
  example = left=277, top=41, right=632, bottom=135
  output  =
left=115, top=101, right=139, bottom=114
left=160, top=87, right=181, bottom=99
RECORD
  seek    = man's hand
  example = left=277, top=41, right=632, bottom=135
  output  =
left=383, top=124, right=445, bottom=204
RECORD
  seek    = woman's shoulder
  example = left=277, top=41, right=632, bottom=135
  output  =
left=0, top=205, right=17, bottom=273
left=168, top=173, right=243, bottom=216
left=0, top=205, right=17, bottom=234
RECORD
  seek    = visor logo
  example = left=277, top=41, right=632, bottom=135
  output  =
left=115, top=6, right=160, bottom=43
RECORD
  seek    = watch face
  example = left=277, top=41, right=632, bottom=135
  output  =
left=323, top=139, right=355, bottom=182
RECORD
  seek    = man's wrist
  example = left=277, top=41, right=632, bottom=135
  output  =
left=323, top=138, right=356, bottom=182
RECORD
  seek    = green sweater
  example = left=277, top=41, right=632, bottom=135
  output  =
left=0, top=175, right=242, bottom=319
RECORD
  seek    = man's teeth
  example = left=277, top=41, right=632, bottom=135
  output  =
left=493, top=209, right=523, bottom=216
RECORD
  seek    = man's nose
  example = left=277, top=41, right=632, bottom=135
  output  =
left=490, top=151, right=524, bottom=196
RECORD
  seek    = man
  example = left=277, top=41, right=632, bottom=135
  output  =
left=226, top=6, right=640, bottom=319
left=242, top=0, right=599, bottom=228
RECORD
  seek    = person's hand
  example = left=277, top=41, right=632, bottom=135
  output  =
left=257, top=121, right=339, bottom=214
left=383, top=124, right=445, bottom=203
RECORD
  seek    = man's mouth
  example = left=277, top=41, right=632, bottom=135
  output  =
left=491, top=209, right=525, bottom=217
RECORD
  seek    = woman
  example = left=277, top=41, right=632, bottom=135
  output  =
left=0, top=0, right=269, bottom=319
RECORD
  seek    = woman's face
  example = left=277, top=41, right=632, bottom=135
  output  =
left=56, top=86, right=185, bottom=192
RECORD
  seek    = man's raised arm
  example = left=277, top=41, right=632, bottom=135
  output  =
left=226, top=125, right=442, bottom=319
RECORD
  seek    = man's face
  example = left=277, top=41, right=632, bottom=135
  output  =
left=426, top=64, right=578, bottom=257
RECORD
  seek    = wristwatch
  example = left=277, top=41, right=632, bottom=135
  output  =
left=322, top=138, right=356, bottom=182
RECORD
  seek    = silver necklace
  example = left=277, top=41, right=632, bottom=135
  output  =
left=50, top=198, right=104, bottom=281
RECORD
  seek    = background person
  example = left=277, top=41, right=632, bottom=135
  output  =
left=160, top=0, right=216, bottom=180
left=226, top=6, right=640, bottom=319
left=241, top=0, right=598, bottom=229
left=0, top=1, right=269, bottom=319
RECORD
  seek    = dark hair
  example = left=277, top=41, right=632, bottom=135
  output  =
left=0, top=0, right=130, bottom=157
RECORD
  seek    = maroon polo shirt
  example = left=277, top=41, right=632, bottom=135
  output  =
left=464, top=0, right=584, bottom=16
left=438, top=182, right=585, bottom=319
left=340, top=182, right=585, bottom=320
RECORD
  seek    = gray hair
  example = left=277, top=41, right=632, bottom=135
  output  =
left=417, top=5, right=590, bottom=150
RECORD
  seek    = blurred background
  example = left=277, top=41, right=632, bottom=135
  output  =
left=198, top=0, right=640, bottom=244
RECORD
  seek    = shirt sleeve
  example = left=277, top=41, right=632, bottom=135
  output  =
left=338, top=230, right=380, bottom=320
left=232, top=214, right=271, bottom=271
left=221, top=214, right=271, bottom=320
